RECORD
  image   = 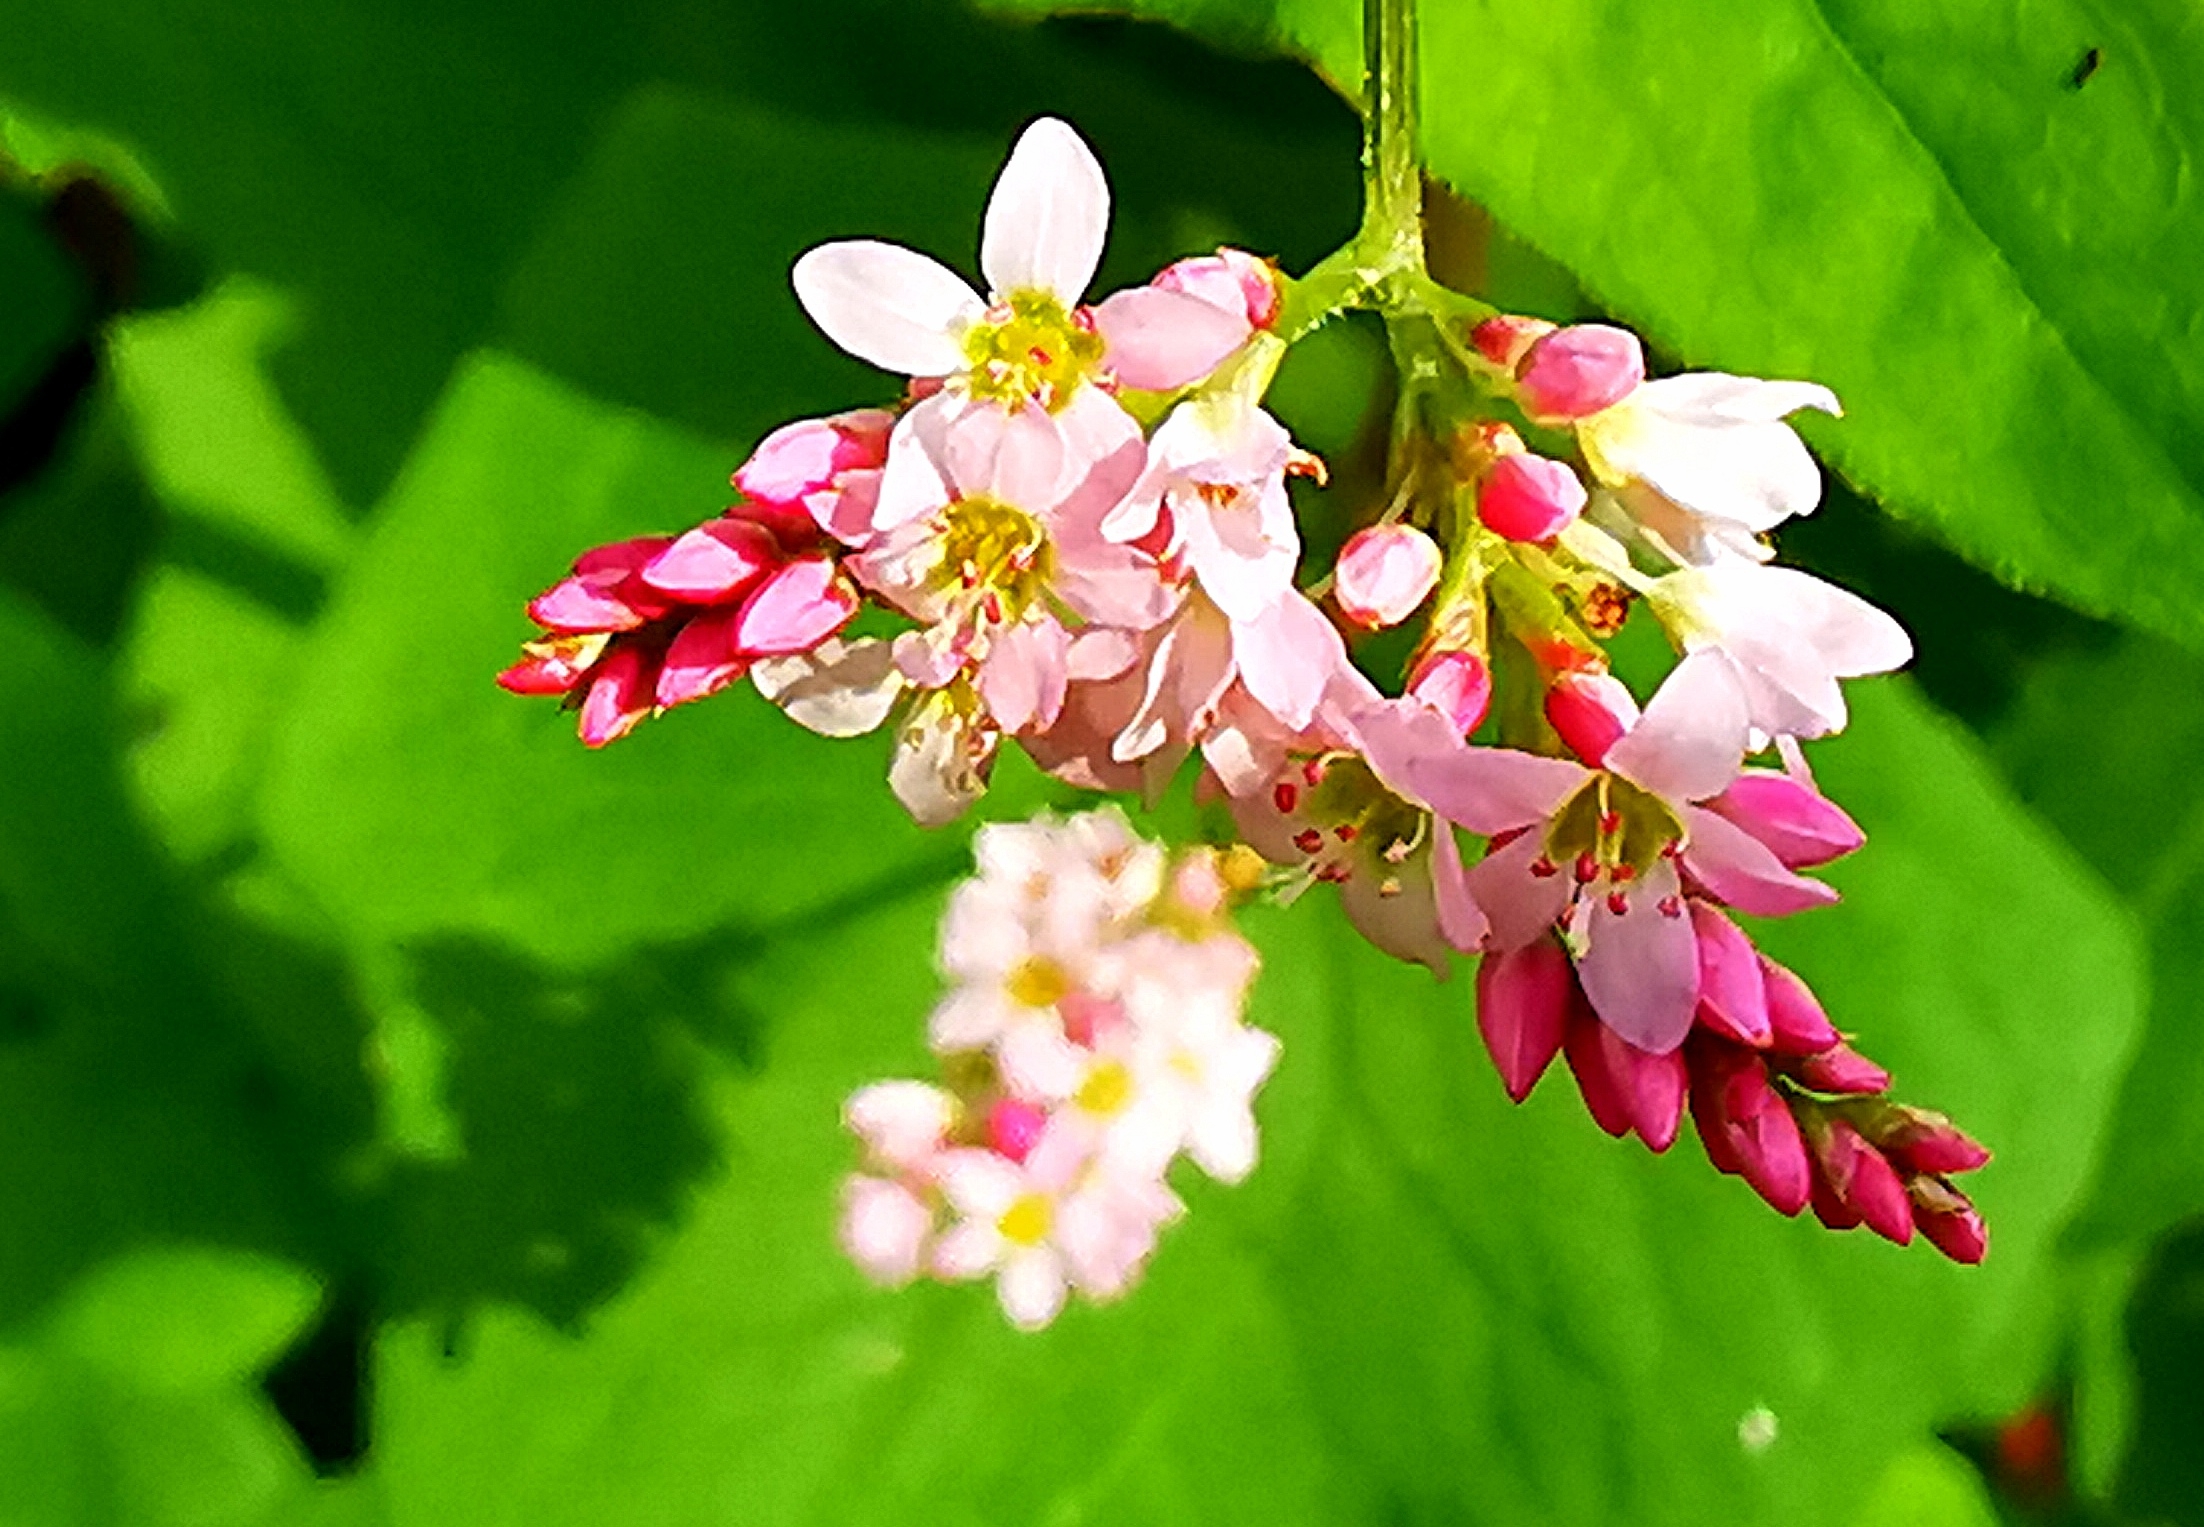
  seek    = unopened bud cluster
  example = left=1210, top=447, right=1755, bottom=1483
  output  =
left=502, top=115, right=1990, bottom=1325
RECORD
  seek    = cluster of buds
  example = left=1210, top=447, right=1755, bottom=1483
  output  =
left=839, top=809, right=1276, bottom=1328
left=502, top=115, right=1991, bottom=1320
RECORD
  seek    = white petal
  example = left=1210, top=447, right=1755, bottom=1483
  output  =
left=1638, top=373, right=1841, bottom=424
left=1605, top=649, right=1750, bottom=804
left=981, top=117, right=1110, bottom=305
left=872, top=394, right=960, bottom=531
left=998, top=1249, right=1070, bottom=1329
left=751, top=638, right=906, bottom=737
left=791, top=241, right=982, bottom=376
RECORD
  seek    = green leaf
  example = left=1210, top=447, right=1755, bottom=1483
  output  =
left=320, top=677, right=2137, bottom=1527
left=987, top=0, right=2204, bottom=653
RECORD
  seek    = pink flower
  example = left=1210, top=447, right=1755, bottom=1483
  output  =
left=1152, top=247, right=1281, bottom=335
left=735, top=408, right=893, bottom=547
left=1333, top=524, right=1442, bottom=629
left=1405, top=650, right=1842, bottom=1052
left=1514, top=324, right=1646, bottom=422
left=1578, top=372, right=1843, bottom=537
left=1478, top=452, right=1588, bottom=543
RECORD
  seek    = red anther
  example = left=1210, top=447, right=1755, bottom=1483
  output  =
left=1658, top=895, right=1684, bottom=918
left=1334, top=823, right=1359, bottom=843
left=1293, top=828, right=1324, bottom=855
left=1660, top=840, right=1681, bottom=858
left=1028, top=346, right=1053, bottom=367
left=1273, top=781, right=1299, bottom=815
left=1316, top=861, right=1351, bottom=883
left=1573, top=853, right=1599, bottom=885
left=1302, top=757, right=1326, bottom=786
left=1610, top=862, right=1637, bottom=884
left=1599, top=811, right=1623, bottom=836
left=1529, top=856, right=1560, bottom=879
left=1606, top=890, right=1630, bottom=916
left=982, top=591, right=1004, bottom=624
left=1072, top=306, right=1097, bottom=332
left=960, top=561, right=980, bottom=589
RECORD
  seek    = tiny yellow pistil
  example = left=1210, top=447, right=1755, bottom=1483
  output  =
left=960, top=290, right=1105, bottom=411
left=934, top=495, right=1054, bottom=626
left=1075, top=1059, right=1134, bottom=1117
left=1004, top=956, right=1070, bottom=1009
left=998, top=1192, right=1054, bottom=1247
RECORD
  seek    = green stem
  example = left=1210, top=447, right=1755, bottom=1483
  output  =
left=1357, top=0, right=1424, bottom=291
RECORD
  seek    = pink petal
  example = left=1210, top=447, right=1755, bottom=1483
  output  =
left=1516, top=324, right=1645, bottom=421
left=1431, top=819, right=1488, bottom=952
left=1474, top=938, right=1570, bottom=1101
left=736, top=409, right=893, bottom=505
left=656, top=609, right=749, bottom=709
left=1759, top=957, right=1841, bottom=1054
left=981, top=117, right=1109, bottom=305
left=1688, top=902, right=1770, bottom=1046
left=1092, top=286, right=1251, bottom=391
left=1333, top=523, right=1442, bottom=629
left=641, top=518, right=782, bottom=604
left=1792, top=1043, right=1892, bottom=1095
left=1463, top=828, right=1573, bottom=952
left=1680, top=806, right=1839, bottom=917
left=1233, top=591, right=1342, bottom=732
left=1406, top=746, right=1587, bottom=837
left=1573, top=858, right=1700, bottom=1054
left=979, top=616, right=1072, bottom=734
left=1703, top=769, right=1864, bottom=868
left=790, top=240, right=982, bottom=376
left=734, top=556, right=858, bottom=656
left=1604, top=649, right=1749, bottom=804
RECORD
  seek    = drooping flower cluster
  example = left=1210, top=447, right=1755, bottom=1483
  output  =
left=501, top=114, right=1991, bottom=1323
left=839, top=809, right=1275, bottom=1328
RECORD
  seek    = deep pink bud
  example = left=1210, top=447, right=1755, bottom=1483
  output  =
left=1910, top=1178, right=1989, bottom=1264
left=527, top=536, right=677, bottom=633
left=1474, top=938, right=1571, bottom=1102
left=733, top=556, right=859, bottom=656
left=1809, top=1171, right=1862, bottom=1230
left=497, top=635, right=604, bottom=697
left=1705, top=771, right=1866, bottom=869
left=655, top=609, right=748, bottom=709
left=1478, top=452, right=1588, bottom=543
left=641, top=517, right=781, bottom=604
left=1689, top=1043, right=1810, bottom=1215
left=1563, top=1009, right=1687, bottom=1150
left=1809, top=1118, right=1914, bottom=1244
left=1468, top=314, right=1555, bottom=370
left=1545, top=671, right=1639, bottom=768
left=1408, top=650, right=1492, bottom=736
left=736, top=410, right=892, bottom=505
left=1690, top=903, right=1771, bottom=1046
left=1515, top=323, right=1645, bottom=421
left=1791, top=1043, right=1892, bottom=1096
left=577, top=642, right=659, bottom=747
left=987, top=1099, right=1049, bottom=1163
left=1876, top=1107, right=1993, bottom=1176
left=1564, top=1009, right=1632, bottom=1138
left=1155, top=248, right=1281, bottom=331
left=1760, top=958, right=1841, bottom=1055
left=1334, top=524, right=1442, bottom=629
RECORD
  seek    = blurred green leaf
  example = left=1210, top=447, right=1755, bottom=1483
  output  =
left=311, top=678, right=2137, bottom=1527
left=1852, top=1445, right=2001, bottom=1527
left=988, top=0, right=2204, bottom=654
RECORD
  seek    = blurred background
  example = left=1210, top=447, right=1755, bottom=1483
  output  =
left=0, top=0, right=2198, bottom=1521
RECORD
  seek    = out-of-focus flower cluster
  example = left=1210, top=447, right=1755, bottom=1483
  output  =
left=840, top=809, right=1275, bottom=1328
left=502, top=115, right=1990, bottom=1324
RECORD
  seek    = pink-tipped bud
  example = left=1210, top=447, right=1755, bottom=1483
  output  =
left=1689, top=1043, right=1811, bottom=1215
left=1564, top=1009, right=1633, bottom=1139
left=987, top=1098, right=1049, bottom=1163
left=732, top=556, right=860, bottom=656
left=1475, top=938, right=1572, bottom=1102
left=1515, top=324, right=1645, bottom=421
left=1478, top=452, right=1588, bottom=543
left=1760, top=958, right=1841, bottom=1055
left=737, top=409, right=893, bottom=505
left=527, top=536, right=677, bottom=633
left=1690, top=903, right=1771, bottom=1046
left=1408, top=649, right=1492, bottom=736
left=1155, top=248, right=1281, bottom=331
left=1808, top=1117, right=1914, bottom=1244
left=1791, top=1043, right=1892, bottom=1096
left=641, top=517, right=782, bottom=604
left=655, top=609, right=748, bottom=709
left=1469, top=314, right=1555, bottom=370
left=577, top=643, right=660, bottom=748
left=1909, top=1178, right=1989, bottom=1264
left=1875, top=1107, right=1993, bottom=1176
left=1545, top=671, right=1640, bottom=768
left=1333, top=524, right=1442, bottom=629
left=1705, top=771, right=1866, bottom=869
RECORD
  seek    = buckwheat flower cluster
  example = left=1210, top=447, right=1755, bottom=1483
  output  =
left=502, top=112, right=1993, bottom=1326
left=839, top=809, right=1275, bottom=1328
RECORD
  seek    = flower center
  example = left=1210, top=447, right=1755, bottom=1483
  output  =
left=997, top=1192, right=1054, bottom=1247
left=1075, top=1059, right=1134, bottom=1117
left=1004, top=955, right=1070, bottom=1009
left=1540, top=772, right=1687, bottom=914
left=934, top=495, right=1054, bottom=627
left=1275, top=754, right=1429, bottom=897
left=959, top=291, right=1105, bottom=412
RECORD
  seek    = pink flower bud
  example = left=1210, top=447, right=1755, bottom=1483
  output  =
left=1408, top=649, right=1492, bottom=735
left=1909, top=1177, right=1988, bottom=1264
left=1475, top=938, right=1572, bottom=1102
left=1155, top=248, right=1281, bottom=331
left=1545, top=671, right=1640, bottom=768
left=1690, top=903, right=1771, bottom=1046
left=1469, top=314, right=1555, bottom=370
left=1566, top=1009, right=1688, bottom=1150
left=1333, top=524, right=1442, bottom=629
left=1875, top=1107, right=1992, bottom=1176
left=1810, top=1170, right=1862, bottom=1230
left=733, top=556, right=860, bottom=656
left=641, top=517, right=781, bottom=604
left=1689, top=1041, right=1810, bottom=1215
left=987, top=1099, right=1049, bottom=1163
left=577, top=642, right=659, bottom=748
left=1808, top=1117, right=1914, bottom=1244
left=1478, top=452, right=1587, bottom=543
left=1564, top=1009, right=1633, bottom=1139
left=527, top=536, right=677, bottom=633
left=1759, top=957, right=1841, bottom=1055
left=737, top=409, right=892, bottom=503
left=1705, top=771, right=1866, bottom=869
left=656, top=609, right=748, bottom=709
left=1790, top=1042, right=1891, bottom=1096
left=1515, top=323, right=1645, bottom=421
